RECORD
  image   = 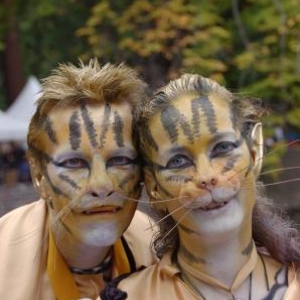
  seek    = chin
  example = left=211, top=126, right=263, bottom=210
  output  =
left=81, top=226, right=123, bottom=247
left=73, top=218, right=127, bottom=246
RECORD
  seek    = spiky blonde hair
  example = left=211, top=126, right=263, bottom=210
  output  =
left=27, top=58, right=148, bottom=170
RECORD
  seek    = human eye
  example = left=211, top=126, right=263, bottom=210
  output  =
left=211, top=141, right=237, bottom=157
left=165, top=154, right=193, bottom=169
left=106, top=156, right=135, bottom=168
left=56, top=157, right=88, bottom=169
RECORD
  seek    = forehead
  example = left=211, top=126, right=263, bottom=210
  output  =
left=39, top=101, right=134, bottom=153
left=145, top=92, right=236, bottom=154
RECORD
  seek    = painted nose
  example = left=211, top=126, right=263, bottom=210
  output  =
left=88, top=160, right=114, bottom=199
left=198, top=176, right=218, bottom=189
left=195, top=155, right=218, bottom=189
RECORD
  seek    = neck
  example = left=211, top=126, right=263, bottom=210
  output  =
left=51, top=223, right=111, bottom=270
left=177, top=225, right=253, bottom=286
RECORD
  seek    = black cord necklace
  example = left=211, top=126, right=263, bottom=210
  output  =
left=70, top=250, right=113, bottom=275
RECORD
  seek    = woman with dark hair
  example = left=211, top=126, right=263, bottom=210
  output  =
left=102, top=74, right=300, bottom=300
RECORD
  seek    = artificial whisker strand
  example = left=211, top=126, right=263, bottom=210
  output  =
left=118, top=193, right=190, bottom=204
left=161, top=207, right=193, bottom=242
left=146, top=201, right=191, bottom=231
left=228, top=139, right=299, bottom=181
left=263, top=178, right=300, bottom=188
left=260, top=166, right=300, bottom=177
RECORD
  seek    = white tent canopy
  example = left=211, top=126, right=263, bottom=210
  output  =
left=6, top=76, right=42, bottom=124
left=0, top=76, right=42, bottom=142
left=0, top=110, right=28, bottom=142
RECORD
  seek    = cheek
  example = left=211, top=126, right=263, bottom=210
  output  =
left=109, top=166, right=141, bottom=194
left=157, top=170, right=192, bottom=198
left=45, top=166, right=88, bottom=204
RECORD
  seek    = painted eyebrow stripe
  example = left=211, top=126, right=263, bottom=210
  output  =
left=193, top=96, right=217, bottom=134
left=140, top=125, right=159, bottom=151
left=69, top=111, right=81, bottom=150
left=80, top=103, right=98, bottom=148
left=59, top=174, right=81, bottom=190
left=113, top=111, right=124, bottom=147
left=160, top=105, right=194, bottom=144
left=99, top=103, right=111, bottom=149
left=191, top=98, right=201, bottom=139
left=44, top=117, right=57, bottom=144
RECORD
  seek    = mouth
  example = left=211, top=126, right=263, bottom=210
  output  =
left=200, top=201, right=229, bottom=211
left=83, top=206, right=122, bottom=215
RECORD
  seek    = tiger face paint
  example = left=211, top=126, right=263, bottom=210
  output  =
left=34, top=102, right=140, bottom=247
left=144, top=92, right=257, bottom=239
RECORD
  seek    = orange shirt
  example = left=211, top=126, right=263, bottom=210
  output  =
left=0, top=199, right=155, bottom=300
left=111, top=251, right=300, bottom=300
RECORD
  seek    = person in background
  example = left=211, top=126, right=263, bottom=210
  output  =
left=101, top=74, right=300, bottom=300
left=0, top=59, right=156, bottom=300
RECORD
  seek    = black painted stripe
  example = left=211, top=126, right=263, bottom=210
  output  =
left=99, top=103, right=111, bottom=149
left=59, top=174, right=81, bottom=190
left=44, top=170, right=67, bottom=198
left=80, top=103, right=98, bottom=148
left=194, top=96, right=217, bottom=134
left=69, top=111, right=81, bottom=150
left=160, top=106, right=179, bottom=143
left=118, top=173, right=136, bottom=189
left=222, top=155, right=240, bottom=173
left=160, top=105, right=194, bottom=144
left=242, top=240, right=253, bottom=256
left=113, top=111, right=124, bottom=147
left=45, top=117, right=57, bottom=144
left=166, top=175, right=192, bottom=183
left=140, top=125, right=158, bottom=152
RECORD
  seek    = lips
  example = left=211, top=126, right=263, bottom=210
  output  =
left=83, top=206, right=121, bottom=215
left=200, top=201, right=228, bottom=211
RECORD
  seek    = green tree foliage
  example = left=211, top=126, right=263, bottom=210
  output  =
left=1, top=0, right=299, bottom=170
left=76, top=0, right=299, bottom=170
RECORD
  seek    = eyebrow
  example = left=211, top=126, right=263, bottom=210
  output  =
left=209, top=132, right=243, bottom=145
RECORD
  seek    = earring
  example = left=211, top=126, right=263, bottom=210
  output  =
left=150, top=190, right=161, bottom=200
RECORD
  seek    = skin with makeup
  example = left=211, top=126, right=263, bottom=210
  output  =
left=101, top=74, right=300, bottom=300
left=0, top=59, right=155, bottom=300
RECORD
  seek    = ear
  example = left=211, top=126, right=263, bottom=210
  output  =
left=144, top=168, right=166, bottom=212
left=250, top=123, right=264, bottom=178
left=28, top=156, right=47, bottom=199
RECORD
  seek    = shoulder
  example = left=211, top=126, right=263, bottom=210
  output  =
left=0, top=199, right=47, bottom=239
left=102, top=253, right=179, bottom=300
left=123, top=209, right=157, bottom=267
left=284, top=265, right=300, bottom=300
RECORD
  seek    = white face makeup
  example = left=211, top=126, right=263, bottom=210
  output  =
left=144, top=93, right=257, bottom=238
left=37, top=102, right=141, bottom=246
